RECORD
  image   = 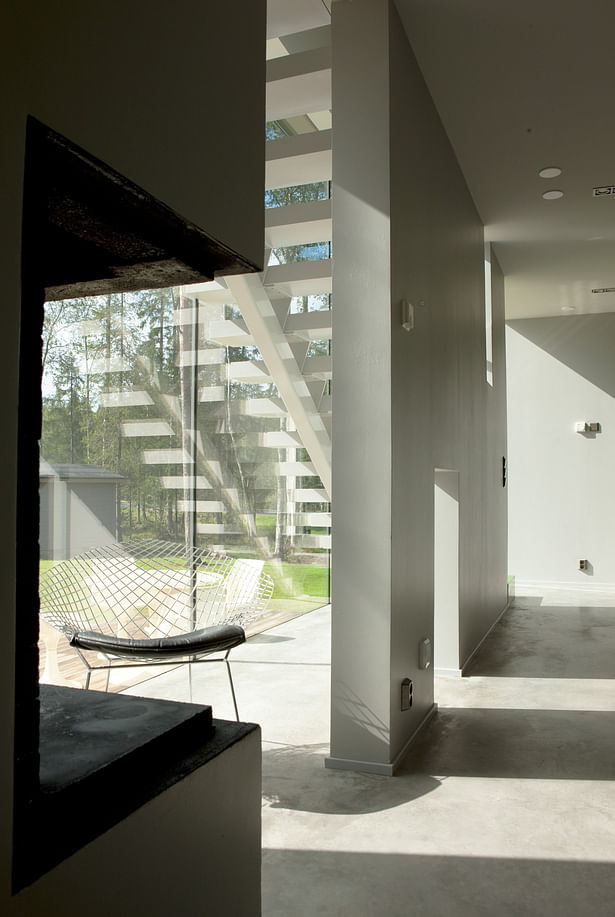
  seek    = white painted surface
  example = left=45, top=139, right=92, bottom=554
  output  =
left=330, top=0, right=508, bottom=771
left=67, top=484, right=118, bottom=556
left=267, top=0, right=330, bottom=41
left=8, top=730, right=262, bottom=917
left=330, top=0, right=394, bottom=769
left=226, top=272, right=332, bottom=497
left=265, top=258, right=332, bottom=297
left=284, top=310, right=332, bottom=340
left=265, top=198, right=332, bottom=249
left=434, top=471, right=460, bottom=673
left=394, top=1, right=615, bottom=322
left=266, top=46, right=331, bottom=121
left=265, top=130, right=332, bottom=190
left=507, top=315, right=615, bottom=586
left=3, top=1, right=266, bottom=269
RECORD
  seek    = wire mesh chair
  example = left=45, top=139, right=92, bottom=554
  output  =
left=39, top=539, right=274, bottom=719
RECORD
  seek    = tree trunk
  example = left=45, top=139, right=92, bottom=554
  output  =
left=179, top=294, right=195, bottom=553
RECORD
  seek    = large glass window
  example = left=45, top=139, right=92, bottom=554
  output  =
left=39, top=285, right=331, bottom=686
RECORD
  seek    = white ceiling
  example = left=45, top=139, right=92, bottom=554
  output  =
left=395, top=0, right=615, bottom=319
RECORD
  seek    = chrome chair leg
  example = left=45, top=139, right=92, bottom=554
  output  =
left=225, top=652, right=240, bottom=721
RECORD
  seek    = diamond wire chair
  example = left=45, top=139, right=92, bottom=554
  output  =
left=38, top=539, right=274, bottom=720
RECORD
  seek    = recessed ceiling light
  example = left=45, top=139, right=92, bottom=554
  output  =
left=539, top=167, right=562, bottom=179
left=560, top=306, right=576, bottom=312
left=542, top=190, right=564, bottom=200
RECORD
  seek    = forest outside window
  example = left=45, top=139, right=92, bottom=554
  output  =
left=40, top=284, right=331, bottom=691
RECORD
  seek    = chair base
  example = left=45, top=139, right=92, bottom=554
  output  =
left=75, top=650, right=243, bottom=721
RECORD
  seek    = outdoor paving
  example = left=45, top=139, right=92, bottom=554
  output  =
left=121, top=604, right=331, bottom=743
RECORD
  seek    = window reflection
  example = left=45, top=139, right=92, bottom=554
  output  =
left=40, top=286, right=331, bottom=684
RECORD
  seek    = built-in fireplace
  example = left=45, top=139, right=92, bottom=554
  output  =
left=15, top=117, right=259, bottom=889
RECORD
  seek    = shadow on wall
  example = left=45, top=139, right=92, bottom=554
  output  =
left=507, top=313, right=615, bottom=398
left=262, top=850, right=615, bottom=915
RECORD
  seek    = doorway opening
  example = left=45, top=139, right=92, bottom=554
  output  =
left=434, top=469, right=460, bottom=677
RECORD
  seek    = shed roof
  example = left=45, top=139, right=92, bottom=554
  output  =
left=40, top=461, right=125, bottom=481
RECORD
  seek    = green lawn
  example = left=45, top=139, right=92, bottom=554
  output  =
left=263, top=560, right=329, bottom=600
left=40, top=555, right=330, bottom=606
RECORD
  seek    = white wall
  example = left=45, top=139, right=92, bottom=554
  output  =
left=507, top=315, right=615, bottom=587
left=434, top=471, right=460, bottom=675
left=4, top=1, right=266, bottom=270
left=7, top=729, right=262, bottom=917
left=0, top=1, right=265, bottom=909
left=329, top=0, right=394, bottom=774
left=330, top=0, right=508, bottom=774
left=389, top=15, right=508, bottom=689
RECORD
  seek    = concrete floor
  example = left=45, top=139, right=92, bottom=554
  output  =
left=124, top=587, right=615, bottom=916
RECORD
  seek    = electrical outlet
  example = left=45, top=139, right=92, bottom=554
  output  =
left=401, top=678, right=413, bottom=711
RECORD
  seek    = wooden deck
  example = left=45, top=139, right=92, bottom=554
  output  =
left=38, top=604, right=312, bottom=694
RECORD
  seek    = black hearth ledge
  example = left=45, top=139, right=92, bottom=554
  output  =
left=13, top=685, right=258, bottom=890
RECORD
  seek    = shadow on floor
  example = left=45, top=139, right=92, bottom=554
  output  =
left=399, top=707, right=615, bottom=780
left=262, top=742, right=440, bottom=814
left=512, top=595, right=545, bottom=607
left=465, top=604, right=615, bottom=679
left=262, top=850, right=615, bottom=917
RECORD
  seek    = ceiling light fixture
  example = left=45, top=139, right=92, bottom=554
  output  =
left=542, top=189, right=564, bottom=200
left=538, top=167, right=562, bottom=179
left=560, top=306, right=576, bottom=312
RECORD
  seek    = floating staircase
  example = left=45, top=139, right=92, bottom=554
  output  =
left=96, top=24, right=333, bottom=556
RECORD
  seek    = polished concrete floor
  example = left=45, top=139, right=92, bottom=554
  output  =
left=124, top=587, right=615, bottom=916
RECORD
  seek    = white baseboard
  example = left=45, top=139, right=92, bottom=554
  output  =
left=324, top=755, right=396, bottom=777
left=434, top=666, right=463, bottom=679
left=514, top=579, right=615, bottom=593
left=324, top=703, right=438, bottom=777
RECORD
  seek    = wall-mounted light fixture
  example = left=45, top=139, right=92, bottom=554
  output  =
left=418, top=637, right=432, bottom=670
left=401, top=299, right=414, bottom=332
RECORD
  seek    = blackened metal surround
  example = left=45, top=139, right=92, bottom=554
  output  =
left=31, top=117, right=261, bottom=300
left=14, top=116, right=261, bottom=891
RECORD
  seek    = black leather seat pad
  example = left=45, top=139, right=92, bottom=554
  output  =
left=70, top=624, right=246, bottom=658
